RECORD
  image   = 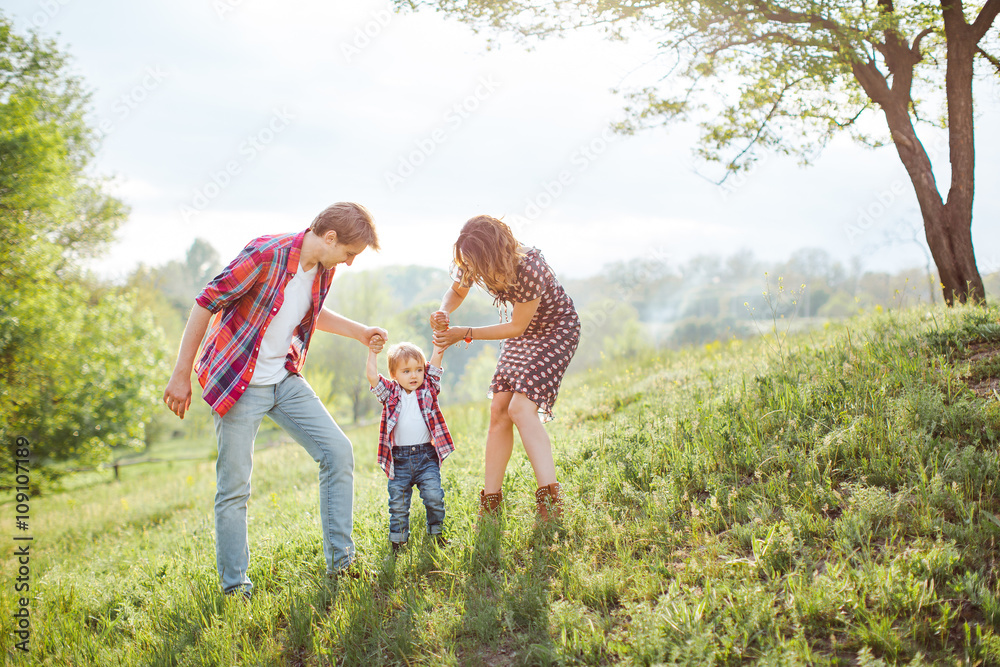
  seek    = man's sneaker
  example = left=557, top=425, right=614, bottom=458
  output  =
left=328, top=562, right=363, bottom=582
left=225, top=587, right=252, bottom=601
left=390, top=541, right=407, bottom=555
left=434, top=535, right=450, bottom=547
left=223, top=587, right=253, bottom=620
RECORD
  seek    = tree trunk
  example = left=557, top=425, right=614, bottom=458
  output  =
left=850, top=3, right=986, bottom=306
left=939, top=1, right=986, bottom=304
left=877, top=91, right=984, bottom=306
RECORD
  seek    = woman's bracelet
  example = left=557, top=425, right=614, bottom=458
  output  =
left=464, top=328, right=473, bottom=345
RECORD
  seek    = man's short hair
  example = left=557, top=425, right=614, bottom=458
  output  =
left=310, top=202, right=380, bottom=250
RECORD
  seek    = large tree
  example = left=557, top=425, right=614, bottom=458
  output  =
left=0, top=15, right=166, bottom=483
left=398, top=0, right=1000, bottom=304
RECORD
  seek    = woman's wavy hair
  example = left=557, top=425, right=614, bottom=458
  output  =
left=453, top=215, right=524, bottom=295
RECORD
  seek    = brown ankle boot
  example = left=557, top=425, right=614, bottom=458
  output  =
left=479, top=489, right=503, bottom=516
left=535, top=482, right=563, bottom=521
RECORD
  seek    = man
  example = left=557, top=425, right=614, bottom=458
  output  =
left=163, top=202, right=386, bottom=598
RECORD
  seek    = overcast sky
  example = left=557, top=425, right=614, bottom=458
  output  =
left=6, top=0, right=1000, bottom=280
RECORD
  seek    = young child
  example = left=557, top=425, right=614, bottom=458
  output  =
left=367, top=336, right=455, bottom=553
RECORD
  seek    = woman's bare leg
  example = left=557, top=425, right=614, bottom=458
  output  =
left=507, top=393, right=557, bottom=487
left=484, top=392, right=515, bottom=494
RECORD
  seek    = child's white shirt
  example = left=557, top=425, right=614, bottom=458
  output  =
left=392, top=389, right=431, bottom=446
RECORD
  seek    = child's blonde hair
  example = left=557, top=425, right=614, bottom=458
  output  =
left=387, top=342, right=427, bottom=376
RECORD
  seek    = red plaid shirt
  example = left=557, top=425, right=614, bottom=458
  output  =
left=372, top=364, right=455, bottom=479
left=194, top=230, right=333, bottom=416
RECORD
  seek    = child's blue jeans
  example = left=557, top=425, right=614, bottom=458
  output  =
left=387, top=443, right=445, bottom=543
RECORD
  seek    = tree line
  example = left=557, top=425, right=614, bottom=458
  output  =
left=0, top=17, right=167, bottom=487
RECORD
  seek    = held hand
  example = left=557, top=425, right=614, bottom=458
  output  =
left=362, top=326, right=388, bottom=347
left=163, top=374, right=193, bottom=419
left=369, top=334, right=385, bottom=354
left=432, top=326, right=466, bottom=348
left=429, top=310, right=449, bottom=332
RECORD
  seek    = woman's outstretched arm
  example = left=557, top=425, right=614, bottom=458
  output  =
left=430, top=281, right=470, bottom=331
left=433, top=297, right=541, bottom=347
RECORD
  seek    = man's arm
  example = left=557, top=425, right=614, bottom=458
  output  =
left=163, top=304, right=213, bottom=419
left=317, top=307, right=387, bottom=346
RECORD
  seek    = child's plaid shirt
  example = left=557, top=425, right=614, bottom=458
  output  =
left=371, top=364, right=455, bottom=479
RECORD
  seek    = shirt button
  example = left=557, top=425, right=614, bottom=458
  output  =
left=239, top=385, right=245, bottom=390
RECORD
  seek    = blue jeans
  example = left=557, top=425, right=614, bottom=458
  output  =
left=213, top=374, right=355, bottom=594
left=387, top=443, right=445, bottom=543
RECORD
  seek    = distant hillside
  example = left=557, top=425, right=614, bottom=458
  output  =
left=372, top=265, right=452, bottom=308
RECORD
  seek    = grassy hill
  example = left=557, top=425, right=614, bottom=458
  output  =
left=3, top=304, right=1000, bottom=665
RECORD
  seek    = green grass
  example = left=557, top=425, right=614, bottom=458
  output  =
left=4, top=303, right=1000, bottom=664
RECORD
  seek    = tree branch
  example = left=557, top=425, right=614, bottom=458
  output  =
left=977, top=46, right=1000, bottom=74
left=851, top=57, right=893, bottom=107
left=717, top=75, right=807, bottom=183
left=911, top=27, right=935, bottom=58
left=750, top=1, right=852, bottom=40
left=705, top=31, right=830, bottom=57
left=971, top=0, right=1000, bottom=43
left=831, top=104, right=871, bottom=129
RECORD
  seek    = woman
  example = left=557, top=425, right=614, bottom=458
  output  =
left=431, top=215, right=581, bottom=519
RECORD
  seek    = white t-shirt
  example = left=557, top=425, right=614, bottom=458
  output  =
left=392, top=389, right=431, bottom=446
left=250, top=262, right=318, bottom=385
